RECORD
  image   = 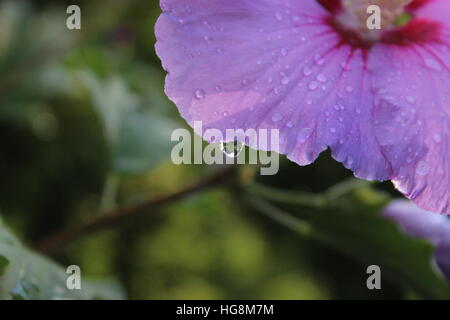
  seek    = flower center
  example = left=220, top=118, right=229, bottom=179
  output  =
left=337, top=0, right=412, bottom=41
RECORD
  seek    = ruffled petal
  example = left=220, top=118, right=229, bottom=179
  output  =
left=156, top=0, right=450, bottom=213
left=383, top=200, right=450, bottom=281
left=156, top=0, right=391, bottom=180
left=369, top=0, right=450, bottom=213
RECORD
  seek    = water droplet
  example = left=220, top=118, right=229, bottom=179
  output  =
left=272, top=113, right=283, bottom=122
left=309, top=81, right=319, bottom=91
left=416, top=160, right=430, bottom=176
left=221, top=140, right=244, bottom=158
left=297, top=128, right=312, bottom=143
left=194, top=89, right=205, bottom=100
left=406, top=96, right=416, bottom=104
left=316, top=74, right=327, bottom=82
left=424, top=58, right=442, bottom=71
left=347, top=157, right=354, bottom=166
left=433, top=133, right=442, bottom=143
left=303, top=66, right=312, bottom=76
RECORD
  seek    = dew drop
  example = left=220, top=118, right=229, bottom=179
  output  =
left=406, top=96, right=416, bottom=104
left=194, top=89, right=205, bottom=100
left=272, top=113, right=283, bottom=122
left=416, top=160, right=430, bottom=176
left=221, top=140, right=245, bottom=158
left=303, top=66, right=312, bottom=76
left=308, top=81, right=319, bottom=91
left=316, top=74, right=327, bottom=82
left=424, top=58, right=442, bottom=72
left=433, top=133, right=442, bottom=143
left=297, top=128, right=312, bottom=143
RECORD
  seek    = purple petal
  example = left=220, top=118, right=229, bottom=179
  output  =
left=155, top=0, right=391, bottom=180
left=369, top=2, right=450, bottom=213
left=383, top=200, right=450, bottom=281
left=155, top=0, right=450, bottom=213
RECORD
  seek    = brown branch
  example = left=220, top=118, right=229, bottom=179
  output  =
left=33, top=166, right=237, bottom=254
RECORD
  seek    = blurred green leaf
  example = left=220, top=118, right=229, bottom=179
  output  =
left=0, top=219, right=124, bottom=300
left=245, top=183, right=450, bottom=299
left=78, top=72, right=177, bottom=174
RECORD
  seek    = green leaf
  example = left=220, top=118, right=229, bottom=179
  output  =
left=245, top=182, right=450, bottom=299
left=78, top=72, right=177, bottom=174
left=0, top=256, right=9, bottom=276
left=0, top=219, right=124, bottom=300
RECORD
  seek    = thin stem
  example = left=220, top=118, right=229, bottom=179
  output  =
left=100, top=172, right=121, bottom=211
left=245, top=195, right=312, bottom=236
left=33, top=166, right=237, bottom=253
left=245, top=183, right=326, bottom=208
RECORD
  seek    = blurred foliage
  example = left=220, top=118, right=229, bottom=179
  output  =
left=0, top=218, right=123, bottom=299
left=0, top=0, right=448, bottom=300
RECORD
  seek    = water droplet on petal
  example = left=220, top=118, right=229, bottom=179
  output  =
left=297, top=128, right=312, bottom=143
left=424, top=58, right=442, bottom=72
left=309, top=81, right=319, bottom=91
left=194, top=89, right=205, bottom=100
left=433, top=133, right=442, bottom=143
left=406, top=96, right=416, bottom=104
left=416, top=160, right=430, bottom=176
left=271, top=113, right=283, bottom=122
left=316, top=74, right=327, bottom=82
left=303, top=66, right=312, bottom=76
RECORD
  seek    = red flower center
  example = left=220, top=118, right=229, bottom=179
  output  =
left=317, top=0, right=440, bottom=49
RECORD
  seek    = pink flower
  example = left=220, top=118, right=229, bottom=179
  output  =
left=155, top=0, right=450, bottom=213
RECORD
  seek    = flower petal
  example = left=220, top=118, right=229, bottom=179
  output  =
left=369, top=8, right=450, bottom=213
left=155, top=0, right=391, bottom=180
left=383, top=200, right=450, bottom=281
left=413, top=0, right=450, bottom=26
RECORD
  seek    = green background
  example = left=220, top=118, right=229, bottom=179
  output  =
left=0, top=0, right=448, bottom=300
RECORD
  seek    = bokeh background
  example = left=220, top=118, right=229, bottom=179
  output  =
left=1, top=0, right=448, bottom=300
